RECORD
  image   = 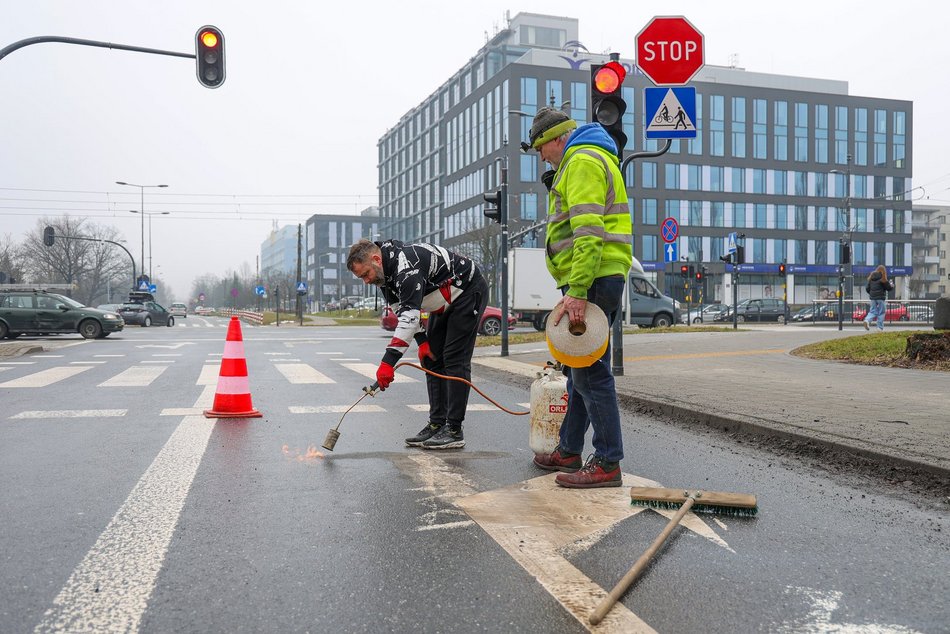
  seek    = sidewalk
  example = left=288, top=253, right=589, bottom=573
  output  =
left=474, top=325, right=950, bottom=480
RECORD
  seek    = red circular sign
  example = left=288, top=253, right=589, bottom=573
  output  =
left=635, top=16, right=705, bottom=86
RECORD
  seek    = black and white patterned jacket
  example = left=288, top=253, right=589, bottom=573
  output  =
left=377, top=240, right=480, bottom=366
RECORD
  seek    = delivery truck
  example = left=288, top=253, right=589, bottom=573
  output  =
left=508, top=247, right=679, bottom=330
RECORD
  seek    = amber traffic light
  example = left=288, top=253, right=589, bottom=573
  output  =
left=195, top=25, right=226, bottom=88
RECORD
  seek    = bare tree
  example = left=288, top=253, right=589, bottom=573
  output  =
left=0, top=234, right=26, bottom=284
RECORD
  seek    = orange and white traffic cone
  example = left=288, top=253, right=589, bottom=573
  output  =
left=204, top=316, right=262, bottom=418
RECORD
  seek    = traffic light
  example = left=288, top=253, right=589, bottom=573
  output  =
left=195, top=25, right=226, bottom=88
left=778, top=262, right=787, bottom=277
left=483, top=190, right=503, bottom=223
left=43, top=226, right=55, bottom=247
left=695, top=269, right=704, bottom=282
left=734, top=244, right=745, bottom=265
left=590, top=61, right=627, bottom=159
left=680, top=264, right=689, bottom=279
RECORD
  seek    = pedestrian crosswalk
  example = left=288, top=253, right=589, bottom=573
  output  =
left=0, top=352, right=531, bottom=418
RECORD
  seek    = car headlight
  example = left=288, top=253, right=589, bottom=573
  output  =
left=103, top=313, right=118, bottom=319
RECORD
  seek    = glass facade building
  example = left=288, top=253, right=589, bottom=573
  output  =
left=377, top=13, right=913, bottom=304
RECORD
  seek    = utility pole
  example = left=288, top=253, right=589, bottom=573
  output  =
left=295, top=223, right=303, bottom=326
left=500, top=155, right=510, bottom=357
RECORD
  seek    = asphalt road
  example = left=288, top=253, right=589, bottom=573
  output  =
left=1, top=319, right=946, bottom=633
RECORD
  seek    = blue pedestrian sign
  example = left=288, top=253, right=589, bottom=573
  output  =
left=644, top=87, right=697, bottom=139
left=663, top=241, right=679, bottom=263
left=727, top=232, right=738, bottom=254
left=255, top=285, right=265, bottom=296
left=296, top=281, right=307, bottom=293
left=137, top=280, right=149, bottom=291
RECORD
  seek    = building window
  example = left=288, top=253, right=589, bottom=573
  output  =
left=795, top=205, right=808, bottom=230
left=752, top=169, right=766, bottom=194
left=774, top=100, right=788, bottom=161
left=712, top=201, right=724, bottom=227
left=734, top=203, right=747, bottom=228
left=893, top=110, right=906, bottom=168
left=796, top=239, right=808, bottom=264
left=753, top=238, right=765, bottom=263
left=544, top=79, right=563, bottom=109
left=710, top=94, right=725, bottom=157
left=571, top=82, right=588, bottom=123
left=520, top=154, right=538, bottom=183
left=641, top=235, right=657, bottom=261
left=834, top=105, right=849, bottom=164
left=642, top=162, right=657, bottom=188
left=816, top=206, right=828, bottom=231
left=732, top=167, right=745, bottom=193
left=710, top=166, right=724, bottom=192
left=774, top=238, right=788, bottom=262
left=773, top=170, right=787, bottom=195
left=731, top=96, right=746, bottom=158
left=794, top=102, right=808, bottom=162
left=521, top=192, right=538, bottom=221
left=815, top=172, right=827, bottom=198
left=815, top=240, right=828, bottom=265
left=794, top=171, right=807, bottom=196
left=755, top=204, right=768, bottom=228
left=815, top=104, right=829, bottom=164
left=687, top=165, right=702, bottom=190
left=688, top=236, right=702, bottom=261
left=874, top=109, right=887, bottom=167
left=642, top=198, right=658, bottom=225
left=854, top=107, right=868, bottom=166
left=775, top=205, right=788, bottom=230
left=689, top=200, right=703, bottom=226
left=753, top=98, right=767, bottom=159
left=665, top=163, right=680, bottom=189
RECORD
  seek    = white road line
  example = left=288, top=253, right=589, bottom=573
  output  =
left=272, top=358, right=301, bottom=362
left=140, top=360, right=175, bottom=364
left=315, top=352, right=343, bottom=355
left=288, top=405, right=385, bottom=414
left=33, top=415, right=214, bottom=634
left=341, top=362, right=419, bottom=383
left=12, top=409, right=127, bottom=419
left=150, top=354, right=182, bottom=357
left=274, top=364, right=335, bottom=384
left=33, top=355, right=64, bottom=358
left=0, top=361, right=35, bottom=365
left=197, top=364, right=219, bottom=385
left=93, top=355, right=125, bottom=358
left=98, top=366, right=168, bottom=387
left=70, top=361, right=106, bottom=365
left=0, top=366, right=93, bottom=388
left=330, top=358, right=361, bottom=361
left=160, top=385, right=215, bottom=416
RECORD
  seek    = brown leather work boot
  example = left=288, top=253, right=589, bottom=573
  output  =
left=533, top=446, right=583, bottom=473
left=555, top=455, right=621, bottom=488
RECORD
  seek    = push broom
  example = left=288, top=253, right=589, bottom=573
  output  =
left=589, top=487, right=758, bottom=625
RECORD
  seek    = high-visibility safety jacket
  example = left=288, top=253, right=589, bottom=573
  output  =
left=545, top=123, right=633, bottom=299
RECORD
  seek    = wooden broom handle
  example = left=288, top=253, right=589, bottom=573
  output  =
left=589, top=496, right=696, bottom=625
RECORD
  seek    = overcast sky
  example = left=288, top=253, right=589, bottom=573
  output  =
left=2, top=1, right=947, bottom=300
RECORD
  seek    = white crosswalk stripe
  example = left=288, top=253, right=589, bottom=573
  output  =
left=11, top=409, right=127, bottom=419
left=274, top=363, right=335, bottom=384
left=98, top=365, right=168, bottom=387
left=0, top=365, right=93, bottom=388
left=341, top=362, right=419, bottom=383
left=288, top=405, right=385, bottom=414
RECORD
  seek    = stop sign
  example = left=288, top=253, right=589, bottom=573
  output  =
left=636, top=16, right=705, bottom=86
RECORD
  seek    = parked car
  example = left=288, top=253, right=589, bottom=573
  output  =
left=380, top=305, right=515, bottom=335
left=790, top=303, right=840, bottom=322
left=678, top=303, right=726, bottom=324
left=169, top=302, right=188, bottom=317
left=354, top=297, right=384, bottom=311
left=851, top=303, right=908, bottom=322
left=116, top=292, right=175, bottom=327
left=715, top=298, right=788, bottom=323
left=0, top=289, right=124, bottom=339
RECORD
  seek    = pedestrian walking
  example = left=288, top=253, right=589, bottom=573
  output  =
left=522, top=106, right=633, bottom=488
left=347, top=239, right=487, bottom=449
left=863, top=265, right=893, bottom=331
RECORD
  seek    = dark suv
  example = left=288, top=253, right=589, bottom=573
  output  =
left=0, top=290, right=125, bottom=339
left=715, top=298, right=789, bottom=323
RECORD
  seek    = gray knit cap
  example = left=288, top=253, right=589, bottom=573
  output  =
left=527, top=107, right=577, bottom=150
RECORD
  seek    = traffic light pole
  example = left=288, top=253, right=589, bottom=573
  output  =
left=500, top=159, right=509, bottom=358
left=0, top=35, right=196, bottom=63
left=48, top=232, right=136, bottom=293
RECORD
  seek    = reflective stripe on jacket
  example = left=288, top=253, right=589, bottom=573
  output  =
left=545, top=146, right=633, bottom=298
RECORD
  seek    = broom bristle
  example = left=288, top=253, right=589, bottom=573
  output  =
left=630, top=497, right=758, bottom=517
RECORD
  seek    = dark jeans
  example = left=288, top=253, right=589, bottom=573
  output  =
left=559, top=276, right=625, bottom=463
left=425, top=274, right=488, bottom=428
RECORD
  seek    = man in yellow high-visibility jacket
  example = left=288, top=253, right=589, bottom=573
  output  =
left=527, top=107, right=633, bottom=488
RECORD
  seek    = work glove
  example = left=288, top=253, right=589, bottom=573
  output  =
left=375, top=362, right=395, bottom=390
left=541, top=169, right=556, bottom=192
left=418, top=341, right=436, bottom=367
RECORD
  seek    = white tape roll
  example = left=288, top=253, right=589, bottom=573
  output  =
left=545, top=302, right=609, bottom=368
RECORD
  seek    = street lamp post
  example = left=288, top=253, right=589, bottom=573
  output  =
left=129, top=210, right=170, bottom=280
left=116, top=181, right=168, bottom=281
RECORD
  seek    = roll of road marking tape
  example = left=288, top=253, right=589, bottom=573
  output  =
left=545, top=303, right=609, bottom=368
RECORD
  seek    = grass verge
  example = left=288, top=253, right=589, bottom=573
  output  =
left=792, top=330, right=949, bottom=371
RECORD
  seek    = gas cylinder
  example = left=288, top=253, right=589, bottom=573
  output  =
left=529, top=362, right=569, bottom=455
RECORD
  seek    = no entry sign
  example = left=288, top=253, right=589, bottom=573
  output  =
left=636, top=16, right=705, bottom=86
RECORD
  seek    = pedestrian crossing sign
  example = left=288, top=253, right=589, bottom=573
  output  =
left=644, top=87, right=697, bottom=139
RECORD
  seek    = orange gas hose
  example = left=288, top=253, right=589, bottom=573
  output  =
left=392, top=361, right=530, bottom=416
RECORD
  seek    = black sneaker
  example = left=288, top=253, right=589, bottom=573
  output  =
left=405, top=422, right=443, bottom=447
left=422, top=425, right=464, bottom=450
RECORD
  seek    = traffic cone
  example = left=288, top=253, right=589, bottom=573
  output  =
left=204, top=317, right=262, bottom=418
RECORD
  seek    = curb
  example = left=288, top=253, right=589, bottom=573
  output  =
left=473, top=356, right=950, bottom=482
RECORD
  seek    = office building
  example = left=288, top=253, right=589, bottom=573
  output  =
left=305, top=207, right=379, bottom=310
left=377, top=12, right=913, bottom=306
left=911, top=204, right=949, bottom=298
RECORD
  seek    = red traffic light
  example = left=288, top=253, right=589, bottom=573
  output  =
left=679, top=264, right=689, bottom=278
left=695, top=271, right=703, bottom=281
left=778, top=263, right=787, bottom=276
left=593, top=61, right=626, bottom=94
